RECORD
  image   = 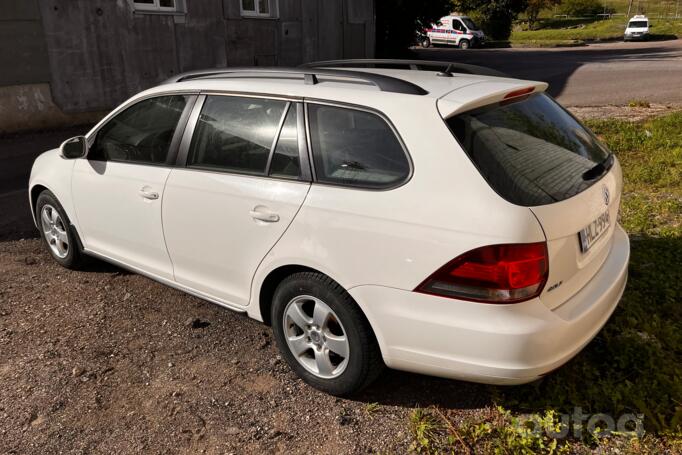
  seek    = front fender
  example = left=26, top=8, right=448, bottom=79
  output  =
left=28, top=149, right=79, bottom=232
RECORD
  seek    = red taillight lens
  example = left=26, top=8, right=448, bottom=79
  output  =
left=415, top=243, right=548, bottom=303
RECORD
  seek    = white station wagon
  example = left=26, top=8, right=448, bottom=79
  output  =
left=29, top=59, right=630, bottom=396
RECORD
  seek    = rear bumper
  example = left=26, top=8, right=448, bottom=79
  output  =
left=349, top=224, right=629, bottom=385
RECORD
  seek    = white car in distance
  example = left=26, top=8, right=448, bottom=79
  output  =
left=29, top=60, right=630, bottom=396
left=624, top=15, right=651, bottom=41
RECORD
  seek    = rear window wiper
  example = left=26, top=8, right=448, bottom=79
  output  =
left=582, top=154, right=614, bottom=181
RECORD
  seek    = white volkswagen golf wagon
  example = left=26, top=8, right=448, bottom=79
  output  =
left=29, top=59, right=630, bottom=396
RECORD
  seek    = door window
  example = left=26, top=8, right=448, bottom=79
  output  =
left=307, top=104, right=410, bottom=189
left=90, top=95, right=189, bottom=164
left=188, top=96, right=287, bottom=175
left=452, top=20, right=466, bottom=32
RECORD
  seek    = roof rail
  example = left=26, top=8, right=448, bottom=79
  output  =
left=300, top=59, right=507, bottom=78
left=163, top=67, right=428, bottom=95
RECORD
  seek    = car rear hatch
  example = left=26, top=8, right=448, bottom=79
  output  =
left=438, top=82, right=622, bottom=309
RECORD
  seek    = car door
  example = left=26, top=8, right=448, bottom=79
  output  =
left=162, top=95, right=311, bottom=306
left=450, top=19, right=466, bottom=45
left=72, top=94, right=196, bottom=280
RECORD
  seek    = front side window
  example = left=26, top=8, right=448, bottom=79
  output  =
left=462, top=18, right=479, bottom=30
left=241, top=0, right=278, bottom=17
left=90, top=95, right=188, bottom=164
left=447, top=93, right=612, bottom=206
left=452, top=20, right=466, bottom=32
left=307, top=104, right=410, bottom=189
left=187, top=96, right=287, bottom=175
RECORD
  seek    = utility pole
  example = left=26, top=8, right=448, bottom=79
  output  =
left=627, top=0, right=634, bottom=18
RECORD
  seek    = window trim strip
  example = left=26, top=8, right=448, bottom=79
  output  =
left=264, top=101, right=292, bottom=176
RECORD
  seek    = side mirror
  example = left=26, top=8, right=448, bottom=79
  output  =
left=59, top=136, right=87, bottom=159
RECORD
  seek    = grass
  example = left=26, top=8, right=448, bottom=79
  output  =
left=408, top=111, right=682, bottom=452
left=509, top=18, right=682, bottom=46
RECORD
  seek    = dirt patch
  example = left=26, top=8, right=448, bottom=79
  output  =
left=0, top=239, right=488, bottom=454
left=568, top=103, right=682, bottom=121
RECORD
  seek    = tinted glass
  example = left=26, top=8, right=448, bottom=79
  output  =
left=90, top=95, right=188, bottom=164
left=269, top=105, right=300, bottom=179
left=452, top=20, right=466, bottom=32
left=447, top=93, right=612, bottom=206
left=188, top=96, right=286, bottom=174
left=629, top=21, right=647, bottom=27
left=308, top=104, right=410, bottom=188
left=462, top=18, right=479, bottom=30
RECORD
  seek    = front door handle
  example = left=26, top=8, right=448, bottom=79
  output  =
left=139, top=187, right=159, bottom=200
left=250, top=207, right=280, bottom=223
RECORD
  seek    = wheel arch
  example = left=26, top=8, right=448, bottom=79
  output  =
left=258, top=264, right=318, bottom=326
left=30, top=184, right=50, bottom=226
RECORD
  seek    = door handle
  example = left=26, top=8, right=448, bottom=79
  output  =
left=249, top=208, right=280, bottom=223
left=139, top=188, right=159, bottom=200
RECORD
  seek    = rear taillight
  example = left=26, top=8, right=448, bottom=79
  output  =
left=415, top=243, right=548, bottom=303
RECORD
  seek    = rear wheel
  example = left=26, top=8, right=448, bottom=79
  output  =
left=36, top=190, right=85, bottom=269
left=459, top=39, right=471, bottom=50
left=271, top=272, right=383, bottom=396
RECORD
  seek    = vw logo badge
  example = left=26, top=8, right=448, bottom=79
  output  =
left=603, top=186, right=610, bottom=206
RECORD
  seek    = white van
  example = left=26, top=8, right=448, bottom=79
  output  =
left=624, top=15, right=650, bottom=41
left=421, top=15, right=485, bottom=49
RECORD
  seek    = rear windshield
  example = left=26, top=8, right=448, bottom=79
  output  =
left=628, top=21, right=648, bottom=27
left=447, top=93, right=612, bottom=206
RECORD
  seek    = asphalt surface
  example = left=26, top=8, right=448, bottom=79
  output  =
left=414, top=39, right=682, bottom=106
left=2, top=39, right=682, bottom=240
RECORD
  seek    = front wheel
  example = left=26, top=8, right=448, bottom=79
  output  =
left=271, top=272, right=383, bottom=396
left=459, top=39, right=471, bottom=50
left=36, top=190, right=85, bottom=269
left=420, top=37, right=431, bottom=48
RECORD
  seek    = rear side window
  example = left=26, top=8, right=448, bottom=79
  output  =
left=307, top=104, right=410, bottom=189
left=188, top=96, right=287, bottom=174
left=90, top=95, right=188, bottom=164
left=447, top=93, right=612, bottom=206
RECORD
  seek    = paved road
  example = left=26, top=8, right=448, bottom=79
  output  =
left=414, top=39, right=682, bottom=106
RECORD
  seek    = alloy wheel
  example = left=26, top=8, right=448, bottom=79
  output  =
left=40, top=204, right=69, bottom=259
left=282, top=295, right=350, bottom=379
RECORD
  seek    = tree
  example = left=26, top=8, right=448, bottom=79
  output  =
left=453, top=0, right=528, bottom=40
left=375, top=0, right=453, bottom=57
left=526, top=0, right=561, bottom=30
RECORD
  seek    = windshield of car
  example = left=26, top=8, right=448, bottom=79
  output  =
left=446, top=93, right=612, bottom=206
left=461, top=18, right=479, bottom=30
left=628, top=21, right=648, bottom=28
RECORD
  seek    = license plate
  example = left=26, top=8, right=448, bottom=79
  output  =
left=578, top=211, right=611, bottom=253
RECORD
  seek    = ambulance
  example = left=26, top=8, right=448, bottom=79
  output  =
left=421, top=15, right=486, bottom=49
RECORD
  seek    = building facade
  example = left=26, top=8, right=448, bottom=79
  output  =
left=0, top=0, right=375, bottom=133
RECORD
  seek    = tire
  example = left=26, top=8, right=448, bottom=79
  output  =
left=420, top=37, right=431, bottom=48
left=35, top=190, right=86, bottom=269
left=271, top=272, right=383, bottom=396
left=459, top=39, right=470, bottom=50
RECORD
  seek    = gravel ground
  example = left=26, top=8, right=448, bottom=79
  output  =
left=0, top=238, right=490, bottom=454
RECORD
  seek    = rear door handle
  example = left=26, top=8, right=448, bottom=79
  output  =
left=249, top=207, right=280, bottom=223
left=139, top=188, right=159, bottom=200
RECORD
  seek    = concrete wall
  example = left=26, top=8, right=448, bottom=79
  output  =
left=0, top=0, right=375, bottom=133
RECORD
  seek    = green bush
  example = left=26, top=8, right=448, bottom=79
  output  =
left=559, top=0, right=605, bottom=17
